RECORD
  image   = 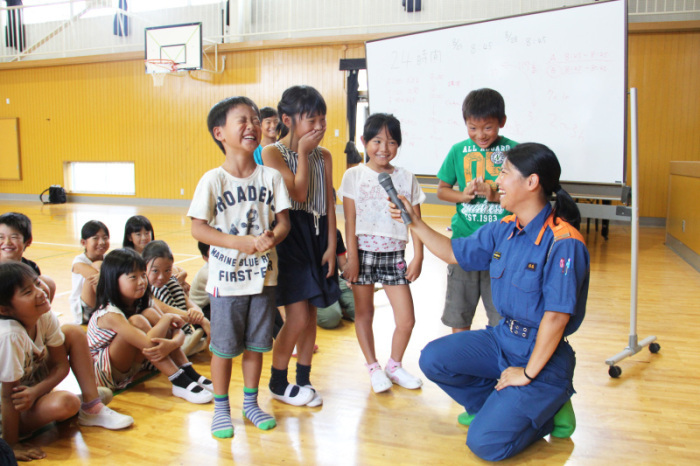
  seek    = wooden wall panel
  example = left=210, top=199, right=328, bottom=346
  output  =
left=628, top=31, right=700, bottom=218
left=0, top=32, right=697, bottom=219
left=667, top=174, right=700, bottom=254
left=0, top=45, right=355, bottom=200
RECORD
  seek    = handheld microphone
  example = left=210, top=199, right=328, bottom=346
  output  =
left=378, top=172, right=412, bottom=225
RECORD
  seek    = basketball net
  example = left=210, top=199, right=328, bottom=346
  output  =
left=145, top=59, right=177, bottom=87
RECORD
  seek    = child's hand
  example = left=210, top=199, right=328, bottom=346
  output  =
left=167, top=313, right=187, bottom=329
left=12, top=442, right=46, bottom=461
left=237, top=236, right=258, bottom=255
left=342, top=256, right=360, bottom=283
left=187, top=308, right=204, bottom=326
left=201, top=319, right=211, bottom=339
left=143, top=337, right=178, bottom=362
left=461, top=180, right=478, bottom=203
left=406, top=258, right=423, bottom=282
left=388, top=195, right=417, bottom=224
left=472, top=177, right=498, bottom=201
left=254, top=230, right=276, bottom=252
left=11, top=385, right=39, bottom=412
left=297, top=128, right=325, bottom=156
left=321, top=248, right=336, bottom=279
left=86, top=273, right=100, bottom=288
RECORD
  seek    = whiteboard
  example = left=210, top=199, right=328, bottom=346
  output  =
left=366, top=0, right=626, bottom=184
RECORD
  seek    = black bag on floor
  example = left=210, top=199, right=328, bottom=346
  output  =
left=40, top=185, right=67, bottom=204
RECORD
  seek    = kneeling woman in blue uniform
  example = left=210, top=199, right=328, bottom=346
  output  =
left=391, top=143, right=589, bottom=461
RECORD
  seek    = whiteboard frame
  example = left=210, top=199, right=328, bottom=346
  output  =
left=365, top=0, right=628, bottom=186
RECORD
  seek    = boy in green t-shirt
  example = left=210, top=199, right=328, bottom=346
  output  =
left=436, top=88, right=517, bottom=333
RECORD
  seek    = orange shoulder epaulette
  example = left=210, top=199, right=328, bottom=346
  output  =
left=500, top=213, right=517, bottom=224
left=539, top=212, right=585, bottom=247
left=547, top=214, right=585, bottom=244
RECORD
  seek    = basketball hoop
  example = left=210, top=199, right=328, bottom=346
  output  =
left=145, top=59, right=177, bottom=87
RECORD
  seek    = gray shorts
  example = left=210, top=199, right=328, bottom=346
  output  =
left=210, top=286, right=275, bottom=358
left=441, top=264, right=501, bottom=328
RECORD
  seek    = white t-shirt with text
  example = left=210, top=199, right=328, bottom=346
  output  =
left=187, top=165, right=291, bottom=297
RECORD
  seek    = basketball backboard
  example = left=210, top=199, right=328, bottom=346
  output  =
left=144, top=22, right=202, bottom=73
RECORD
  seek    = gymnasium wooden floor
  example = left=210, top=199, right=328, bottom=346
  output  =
left=2, top=200, right=699, bottom=465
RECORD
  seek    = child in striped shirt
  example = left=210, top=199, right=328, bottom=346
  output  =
left=142, top=240, right=210, bottom=356
left=86, top=248, right=213, bottom=404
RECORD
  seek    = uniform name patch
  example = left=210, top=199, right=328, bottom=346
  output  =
left=526, top=263, right=537, bottom=271
left=493, top=252, right=501, bottom=260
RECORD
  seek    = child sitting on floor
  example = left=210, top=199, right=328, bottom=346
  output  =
left=142, top=240, right=210, bottom=356
left=1, top=261, right=133, bottom=462
left=70, top=220, right=110, bottom=325
left=86, top=248, right=213, bottom=404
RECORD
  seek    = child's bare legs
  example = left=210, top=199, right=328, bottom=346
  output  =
left=353, top=283, right=392, bottom=393
left=110, top=314, right=178, bottom=376
left=61, top=324, right=100, bottom=403
left=60, top=324, right=134, bottom=429
left=269, top=301, right=314, bottom=405
left=116, top=314, right=212, bottom=403
left=295, top=304, right=317, bottom=365
left=18, top=391, right=80, bottom=435
left=80, top=277, right=97, bottom=312
left=382, top=284, right=422, bottom=389
left=383, top=285, right=416, bottom=362
left=272, top=300, right=311, bottom=369
left=352, top=284, right=378, bottom=363
left=38, top=275, right=56, bottom=302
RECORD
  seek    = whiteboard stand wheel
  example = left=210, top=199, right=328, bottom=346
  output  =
left=649, top=342, right=661, bottom=354
left=608, top=365, right=622, bottom=378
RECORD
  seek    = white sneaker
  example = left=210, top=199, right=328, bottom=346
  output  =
left=370, top=369, right=392, bottom=393
left=78, top=405, right=134, bottom=430
left=270, top=384, right=314, bottom=406
left=386, top=367, right=423, bottom=389
left=172, top=382, right=214, bottom=404
left=78, top=386, right=113, bottom=406
left=304, top=385, right=323, bottom=407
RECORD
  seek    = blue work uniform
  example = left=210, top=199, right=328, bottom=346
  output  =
left=419, top=203, right=590, bottom=461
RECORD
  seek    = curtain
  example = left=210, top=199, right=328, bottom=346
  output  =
left=113, top=0, right=128, bottom=37
left=5, top=0, right=25, bottom=51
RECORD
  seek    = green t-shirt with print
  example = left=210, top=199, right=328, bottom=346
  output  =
left=437, top=135, right=518, bottom=239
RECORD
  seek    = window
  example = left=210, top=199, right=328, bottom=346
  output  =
left=64, top=162, right=135, bottom=195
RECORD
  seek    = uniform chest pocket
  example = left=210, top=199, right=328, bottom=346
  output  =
left=512, top=269, right=541, bottom=293
left=511, top=269, right=543, bottom=321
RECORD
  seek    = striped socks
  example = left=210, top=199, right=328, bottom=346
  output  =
left=211, top=395, right=234, bottom=439
left=242, top=387, right=276, bottom=431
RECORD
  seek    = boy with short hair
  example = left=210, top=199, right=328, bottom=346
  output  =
left=188, top=96, right=291, bottom=439
left=436, top=88, right=517, bottom=333
left=0, top=212, right=56, bottom=302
